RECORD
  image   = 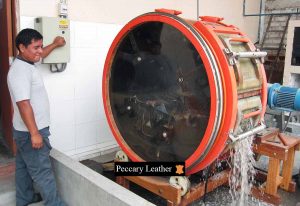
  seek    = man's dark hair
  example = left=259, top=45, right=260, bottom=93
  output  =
left=15, top=28, right=43, bottom=51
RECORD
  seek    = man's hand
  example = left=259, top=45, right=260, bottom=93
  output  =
left=31, top=133, right=43, bottom=149
left=53, top=36, right=66, bottom=47
left=41, top=36, right=66, bottom=58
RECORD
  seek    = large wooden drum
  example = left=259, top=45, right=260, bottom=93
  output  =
left=102, top=9, right=267, bottom=175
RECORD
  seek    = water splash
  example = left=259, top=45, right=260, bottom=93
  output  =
left=229, top=135, right=256, bottom=206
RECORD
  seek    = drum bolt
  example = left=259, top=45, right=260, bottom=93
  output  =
left=162, top=131, right=168, bottom=138
left=273, top=152, right=277, bottom=156
left=178, top=77, right=184, bottom=83
left=137, top=56, right=142, bottom=61
left=127, top=106, right=131, bottom=111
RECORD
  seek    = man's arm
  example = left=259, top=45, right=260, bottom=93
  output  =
left=41, top=36, right=66, bottom=58
left=16, top=100, right=43, bottom=149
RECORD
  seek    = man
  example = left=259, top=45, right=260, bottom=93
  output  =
left=7, top=28, right=66, bottom=206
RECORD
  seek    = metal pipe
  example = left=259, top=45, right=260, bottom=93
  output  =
left=259, top=0, right=266, bottom=43
left=232, top=51, right=267, bottom=58
left=229, top=123, right=266, bottom=142
left=244, top=12, right=300, bottom=17
left=197, top=0, right=199, bottom=20
left=257, top=0, right=263, bottom=43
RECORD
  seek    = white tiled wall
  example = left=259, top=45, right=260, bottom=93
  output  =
left=20, top=16, right=122, bottom=159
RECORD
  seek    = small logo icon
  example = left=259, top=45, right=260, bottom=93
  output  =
left=175, top=165, right=184, bottom=175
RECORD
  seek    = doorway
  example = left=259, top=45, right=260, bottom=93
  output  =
left=0, top=0, right=17, bottom=156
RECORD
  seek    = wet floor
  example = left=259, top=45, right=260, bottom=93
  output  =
left=82, top=152, right=300, bottom=206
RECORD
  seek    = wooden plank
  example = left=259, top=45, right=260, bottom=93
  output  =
left=167, top=200, right=176, bottom=206
left=180, top=169, right=229, bottom=206
left=286, top=181, right=296, bottom=193
left=280, top=147, right=295, bottom=191
left=124, top=176, right=181, bottom=204
left=265, top=158, right=281, bottom=195
left=276, top=176, right=283, bottom=187
left=253, top=143, right=288, bottom=160
left=296, top=144, right=300, bottom=151
left=279, top=133, right=300, bottom=148
left=255, top=170, right=296, bottom=193
left=102, top=162, right=114, bottom=171
left=116, top=176, right=130, bottom=189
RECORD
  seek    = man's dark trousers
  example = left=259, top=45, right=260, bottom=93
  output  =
left=14, top=127, right=65, bottom=206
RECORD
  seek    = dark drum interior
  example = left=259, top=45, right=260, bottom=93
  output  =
left=109, top=21, right=211, bottom=161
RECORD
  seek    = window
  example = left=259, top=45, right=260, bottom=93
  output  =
left=291, top=27, right=300, bottom=66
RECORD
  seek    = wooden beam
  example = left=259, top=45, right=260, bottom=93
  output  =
left=180, top=169, right=229, bottom=206
left=280, top=147, right=295, bottom=191
left=253, top=143, right=288, bottom=160
left=265, top=157, right=281, bottom=195
left=125, top=176, right=181, bottom=204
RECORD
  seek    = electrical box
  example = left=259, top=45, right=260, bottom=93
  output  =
left=34, top=17, right=70, bottom=64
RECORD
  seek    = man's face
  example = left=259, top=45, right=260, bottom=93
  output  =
left=19, top=39, right=43, bottom=63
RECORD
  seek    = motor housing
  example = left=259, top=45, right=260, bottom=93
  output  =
left=268, top=83, right=300, bottom=111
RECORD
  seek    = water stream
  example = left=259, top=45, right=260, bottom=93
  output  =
left=229, top=135, right=256, bottom=206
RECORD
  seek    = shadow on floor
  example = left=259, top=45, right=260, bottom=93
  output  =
left=0, top=137, right=14, bottom=166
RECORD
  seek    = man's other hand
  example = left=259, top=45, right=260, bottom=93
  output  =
left=31, top=133, right=43, bottom=149
left=53, top=36, right=66, bottom=47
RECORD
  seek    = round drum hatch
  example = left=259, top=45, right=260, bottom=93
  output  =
left=103, top=11, right=266, bottom=174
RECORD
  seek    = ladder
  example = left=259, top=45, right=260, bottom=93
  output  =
left=260, top=14, right=292, bottom=83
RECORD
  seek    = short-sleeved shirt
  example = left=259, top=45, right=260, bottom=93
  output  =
left=7, top=57, right=50, bottom=131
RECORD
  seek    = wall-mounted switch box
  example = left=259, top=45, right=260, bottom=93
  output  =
left=34, top=17, right=70, bottom=64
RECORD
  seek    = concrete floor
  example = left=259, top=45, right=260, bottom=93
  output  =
left=0, top=138, right=43, bottom=206
left=0, top=171, right=43, bottom=206
left=0, top=118, right=43, bottom=206
left=86, top=151, right=300, bottom=206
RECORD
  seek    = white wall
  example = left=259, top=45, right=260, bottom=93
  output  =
left=19, top=0, right=199, bottom=23
left=20, top=16, right=121, bottom=159
left=199, top=0, right=261, bottom=42
left=20, top=0, right=261, bottom=41
left=18, top=0, right=262, bottom=159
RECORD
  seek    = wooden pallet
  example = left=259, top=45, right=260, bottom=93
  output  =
left=116, top=169, right=230, bottom=206
left=252, top=128, right=300, bottom=205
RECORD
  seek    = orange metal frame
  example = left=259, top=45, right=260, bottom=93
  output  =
left=102, top=11, right=267, bottom=175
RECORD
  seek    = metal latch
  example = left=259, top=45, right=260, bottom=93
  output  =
left=155, top=9, right=182, bottom=15
left=224, top=48, right=267, bottom=65
left=229, top=123, right=266, bottom=142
